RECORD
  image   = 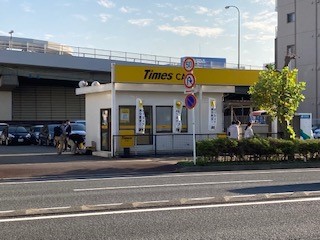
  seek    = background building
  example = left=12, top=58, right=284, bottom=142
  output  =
left=276, top=0, right=320, bottom=125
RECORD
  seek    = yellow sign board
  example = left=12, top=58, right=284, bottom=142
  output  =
left=119, top=130, right=135, bottom=148
left=114, top=65, right=260, bottom=86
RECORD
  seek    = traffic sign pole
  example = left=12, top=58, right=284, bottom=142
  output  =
left=182, top=57, right=197, bottom=165
left=192, top=108, right=196, bottom=165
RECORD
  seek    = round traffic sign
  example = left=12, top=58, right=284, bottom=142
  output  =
left=183, top=57, right=195, bottom=72
left=185, top=94, right=197, bottom=109
left=184, top=73, right=196, bottom=88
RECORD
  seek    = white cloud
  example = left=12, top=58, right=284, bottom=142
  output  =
left=251, top=0, right=275, bottom=7
left=97, top=0, right=115, bottom=8
left=173, top=16, right=189, bottom=23
left=128, top=19, right=153, bottom=27
left=243, top=11, right=277, bottom=34
left=120, top=6, right=138, bottom=14
left=194, top=6, right=221, bottom=16
left=158, top=25, right=224, bottom=38
left=99, top=13, right=111, bottom=23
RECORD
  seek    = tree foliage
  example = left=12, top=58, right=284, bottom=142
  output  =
left=248, top=66, right=306, bottom=139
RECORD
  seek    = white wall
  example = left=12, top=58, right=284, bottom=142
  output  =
left=85, top=91, right=112, bottom=151
left=115, top=90, right=225, bottom=135
left=0, top=91, right=12, bottom=121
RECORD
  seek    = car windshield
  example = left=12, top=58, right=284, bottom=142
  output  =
left=9, top=126, right=28, bottom=133
left=71, top=124, right=86, bottom=131
left=33, top=127, right=42, bottom=132
left=0, top=125, right=7, bottom=131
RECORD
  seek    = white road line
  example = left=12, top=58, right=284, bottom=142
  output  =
left=73, top=179, right=273, bottom=192
left=1, top=168, right=320, bottom=185
left=1, top=197, right=320, bottom=223
left=0, top=210, right=14, bottom=214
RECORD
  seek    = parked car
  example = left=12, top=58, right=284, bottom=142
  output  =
left=73, top=120, right=86, bottom=126
left=0, top=123, right=9, bottom=136
left=38, top=124, right=60, bottom=146
left=70, top=123, right=86, bottom=142
left=0, top=125, right=32, bottom=145
left=29, top=124, right=44, bottom=145
left=314, top=128, right=320, bottom=139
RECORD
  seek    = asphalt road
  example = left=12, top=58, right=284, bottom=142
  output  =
left=1, top=197, right=320, bottom=240
left=1, top=167, right=320, bottom=217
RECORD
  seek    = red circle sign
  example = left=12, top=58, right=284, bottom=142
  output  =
left=183, top=57, right=195, bottom=72
left=184, top=73, right=196, bottom=88
left=185, top=94, right=197, bottom=109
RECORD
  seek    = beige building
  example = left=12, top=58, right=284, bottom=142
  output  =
left=276, top=0, right=320, bottom=125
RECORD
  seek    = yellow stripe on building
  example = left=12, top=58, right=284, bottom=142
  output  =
left=114, top=65, right=260, bottom=86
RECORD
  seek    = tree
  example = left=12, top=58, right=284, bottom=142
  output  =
left=248, top=65, right=306, bottom=139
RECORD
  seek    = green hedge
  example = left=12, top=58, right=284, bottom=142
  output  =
left=196, top=137, right=320, bottom=162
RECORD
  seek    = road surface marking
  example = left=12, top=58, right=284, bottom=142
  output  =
left=73, top=179, right=273, bottom=192
left=1, top=196, right=320, bottom=223
left=1, top=168, right=320, bottom=185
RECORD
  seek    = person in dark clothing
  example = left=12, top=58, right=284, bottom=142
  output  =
left=68, top=133, right=85, bottom=154
left=64, top=120, right=71, bottom=151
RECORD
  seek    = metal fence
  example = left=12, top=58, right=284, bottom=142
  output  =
left=0, top=39, right=263, bottom=69
left=112, top=132, right=282, bottom=157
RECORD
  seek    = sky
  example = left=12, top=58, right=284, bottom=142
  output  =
left=0, top=0, right=277, bottom=68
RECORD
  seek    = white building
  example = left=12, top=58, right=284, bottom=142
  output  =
left=76, top=64, right=260, bottom=157
left=276, top=0, right=320, bottom=124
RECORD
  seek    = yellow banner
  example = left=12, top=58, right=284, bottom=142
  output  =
left=114, top=65, right=260, bottom=86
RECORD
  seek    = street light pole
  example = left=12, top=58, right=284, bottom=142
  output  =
left=8, top=30, right=14, bottom=50
left=225, top=5, right=240, bottom=69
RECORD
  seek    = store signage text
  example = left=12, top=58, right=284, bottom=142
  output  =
left=143, top=69, right=185, bottom=81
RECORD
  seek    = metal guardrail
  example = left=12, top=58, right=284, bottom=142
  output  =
left=0, top=39, right=263, bottom=69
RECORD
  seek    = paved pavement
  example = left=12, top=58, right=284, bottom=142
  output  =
left=0, top=145, right=184, bottom=180
left=2, top=145, right=320, bottom=219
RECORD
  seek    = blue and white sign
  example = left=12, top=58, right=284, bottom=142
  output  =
left=181, top=57, right=226, bottom=68
left=185, top=94, right=197, bottom=109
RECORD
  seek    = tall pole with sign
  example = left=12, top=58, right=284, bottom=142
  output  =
left=183, top=57, right=197, bottom=165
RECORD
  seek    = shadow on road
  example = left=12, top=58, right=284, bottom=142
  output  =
left=231, top=182, right=320, bottom=194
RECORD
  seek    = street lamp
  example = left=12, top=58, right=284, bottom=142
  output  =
left=8, top=30, right=14, bottom=50
left=225, top=5, right=240, bottom=69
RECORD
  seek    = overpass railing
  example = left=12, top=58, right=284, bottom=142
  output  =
left=0, top=39, right=262, bottom=69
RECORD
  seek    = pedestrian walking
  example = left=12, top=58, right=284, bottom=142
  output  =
left=64, top=120, right=71, bottom=151
left=244, top=122, right=254, bottom=138
left=227, top=120, right=241, bottom=140
left=55, top=122, right=66, bottom=155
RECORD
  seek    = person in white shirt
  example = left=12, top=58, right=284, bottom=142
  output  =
left=227, top=120, right=241, bottom=140
left=244, top=122, right=254, bottom=138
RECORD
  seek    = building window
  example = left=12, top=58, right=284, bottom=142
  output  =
left=119, top=105, right=153, bottom=145
left=287, top=45, right=295, bottom=55
left=156, top=106, right=172, bottom=133
left=287, top=12, right=295, bottom=23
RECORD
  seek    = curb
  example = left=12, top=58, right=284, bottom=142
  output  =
left=2, top=191, right=320, bottom=219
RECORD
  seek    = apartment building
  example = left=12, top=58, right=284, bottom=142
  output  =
left=276, top=0, right=320, bottom=124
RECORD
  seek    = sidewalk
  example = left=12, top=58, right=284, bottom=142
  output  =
left=1, top=145, right=320, bottom=180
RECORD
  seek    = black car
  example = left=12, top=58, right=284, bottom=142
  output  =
left=0, top=125, right=32, bottom=145
left=29, top=124, right=44, bottom=145
left=38, top=124, right=60, bottom=146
